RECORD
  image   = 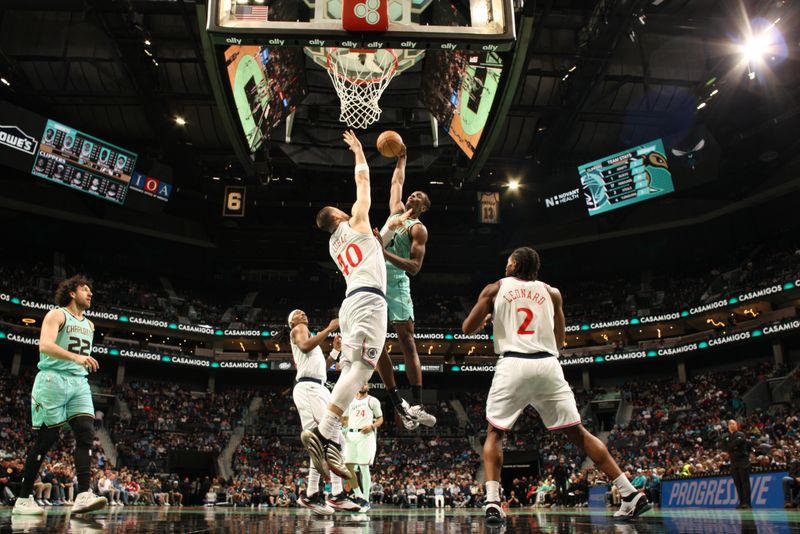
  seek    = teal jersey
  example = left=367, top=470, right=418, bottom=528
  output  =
left=38, top=308, right=93, bottom=376
left=381, top=212, right=421, bottom=280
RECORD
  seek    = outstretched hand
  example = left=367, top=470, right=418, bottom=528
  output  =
left=342, top=130, right=363, bottom=152
left=388, top=209, right=413, bottom=231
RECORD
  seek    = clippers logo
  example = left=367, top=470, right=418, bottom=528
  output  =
left=343, top=0, right=388, bottom=31
left=0, top=125, right=37, bottom=155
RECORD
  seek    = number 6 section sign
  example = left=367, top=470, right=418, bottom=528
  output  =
left=223, top=186, right=246, bottom=217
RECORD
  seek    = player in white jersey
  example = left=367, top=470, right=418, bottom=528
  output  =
left=288, top=310, right=360, bottom=515
left=302, top=130, right=388, bottom=486
left=462, top=247, right=651, bottom=524
left=343, top=383, right=383, bottom=511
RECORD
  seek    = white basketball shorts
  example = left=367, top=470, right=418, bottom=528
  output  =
left=485, top=355, right=581, bottom=431
left=344, top=431, right=377, bottom=465
left=338, top=291, right=388, bottom=368
left=292, top=381, right=331, bottom=431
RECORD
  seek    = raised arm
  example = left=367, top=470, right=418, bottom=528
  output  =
left=388, top=152, right=407, bottom=214
left=462, top=281, right=501, bottom=334
left=548, top=285, right=566, bottom=350
left=291, top=319, right=339, bottom=353
left=343, top=130, right=371, bottom=234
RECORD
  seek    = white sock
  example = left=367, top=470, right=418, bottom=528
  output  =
left=613, top=474, right=636, bottom=498
left=318, top=410, right=340, bottom=442
left=331, top=474, right=343, bottom=495
left=307, top=463, right=320, bottom=497
left=350, top=466, right=364, bottom=498
left=486, top=480, right=501, bottom=502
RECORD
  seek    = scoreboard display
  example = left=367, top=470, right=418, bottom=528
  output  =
left=31, top=119, right=137, bottom=205
left=578, top=139, right=674, bottom=216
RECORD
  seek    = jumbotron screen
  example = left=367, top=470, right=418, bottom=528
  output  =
left=31, top=119, right=137, bottom=205
left=224, top=45, right=307, bottom=153
left=578, top=139, right=674, bottom=216
left=419, top=50, right=503, bottom=159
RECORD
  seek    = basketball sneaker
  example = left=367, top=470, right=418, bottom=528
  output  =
left=351, top=496, right=371, bottom=513
left=301, top=428, right=331, bottom=480
left=71, top=490, right=108, bottom=514
left=11, top=496, right=45, bottom=515
left=327, top=492, right=362, bottom=512
left=398, top=399, right=436, bottom=429
left=301, top=428, right=352, bottom=480
left=484, top=501, right=506, bottom=524
left=613, top=492, right=651, bottom=520
left=298, top=492, right=335, bottom=516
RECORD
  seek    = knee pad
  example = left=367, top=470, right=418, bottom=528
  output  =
left=70, top=416, right=95, bottom=447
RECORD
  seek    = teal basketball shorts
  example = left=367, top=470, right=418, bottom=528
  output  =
left=387, top=277, right=414, bottom=323
left=30, top=370, right=94, bottom=429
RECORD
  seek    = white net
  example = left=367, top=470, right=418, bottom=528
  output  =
left=325, top=48, right=399, bottom=129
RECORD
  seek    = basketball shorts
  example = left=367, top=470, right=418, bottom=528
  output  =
left=485, top=356, right=581, bottom=431
left=31, top=370, right=95, bottom=429
left=386, top=277, right=414, bottom=323
left=339, top=291, right=388, bottom=368
left=344, top=431, right=377, bottom=465
left=292, top=381, right=331, bottom=431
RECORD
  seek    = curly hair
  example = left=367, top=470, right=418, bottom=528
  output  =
left=55, top=275, right=92, bottom=307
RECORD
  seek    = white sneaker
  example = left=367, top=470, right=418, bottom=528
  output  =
left=407, top=404, right=437, bottom=427
left=12, top=496, right=45, bottom=515
left=71, top=491, right=108, bottom=514
left=117, top=501, right=125, bottom=507
left=614, top=492, right=651, bottom=520
left=484, top=501, right=506, bottom=524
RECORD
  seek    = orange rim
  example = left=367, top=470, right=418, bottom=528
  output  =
left=326, top=47, right=399, bottom=85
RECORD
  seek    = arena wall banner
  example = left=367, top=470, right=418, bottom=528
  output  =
left=588, top=486, right=607, bottom=509
left=2, top=318, right=800, bottom=372
left=1, top=276, right=798, bottom=338
left=661, top=471, right=788, bottom=509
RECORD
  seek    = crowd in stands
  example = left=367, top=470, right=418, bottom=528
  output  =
left=3, top=356, right=800, bottom=510
left=111, top=380, right=251, bottom=473
left=1, top=240, right=796, bottom=333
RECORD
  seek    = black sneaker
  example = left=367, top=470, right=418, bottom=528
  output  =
left=484, top=501, right=506, bottom=524
left=327, top=492, right=361, bottom=512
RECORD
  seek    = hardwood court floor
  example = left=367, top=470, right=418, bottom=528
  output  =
left=1, top=505, right=799, bottom=533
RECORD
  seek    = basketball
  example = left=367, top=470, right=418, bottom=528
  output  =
left=377, top=130, right=404, bottom=157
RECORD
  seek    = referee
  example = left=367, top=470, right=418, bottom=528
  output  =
left=722, top=419, right=751, bottom=509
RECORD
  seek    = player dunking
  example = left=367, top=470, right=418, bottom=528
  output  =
left=288, top=310, right=361, bottom=515
left=462, top=248, right=651, bottom=524
left=343, top=382, right=383, bottom=511
left=373, top=150, right=436, bottom=430
left=13, top=276, right=107, bottom=516
left=302, top=130, right=388, bottom=484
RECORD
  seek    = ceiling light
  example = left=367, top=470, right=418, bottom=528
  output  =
left=740, top=33, right=769, bottom=63
left=144, top=49, right=153, bottom=57
left=175, top=116, right=187, bottom=126
left=0, top=77, right=10, bottom=87
left=709, top=89, right=718, bottom=97
left=144, top=39, right=152, bottom=46
left=568, top=65, right=577, bottom=72
left=508, top=180, right=520, bottom=190
left=22, top=318, right=36, bottom=325
left=748, top=70, right=756, bottom=80
left=696, top=102, right=706, bottom=110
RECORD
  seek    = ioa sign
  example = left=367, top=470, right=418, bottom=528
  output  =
left=130, top=171, right=172, bottom=202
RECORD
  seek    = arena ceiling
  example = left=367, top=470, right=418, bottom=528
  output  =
left=0, top=0, right=799, bottom=263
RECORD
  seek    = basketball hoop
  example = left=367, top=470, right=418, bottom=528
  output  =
left=325, top=48, right=399, bottom=129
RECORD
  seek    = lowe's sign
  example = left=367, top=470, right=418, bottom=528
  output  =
left=662, top=471, right=787, bottom=509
